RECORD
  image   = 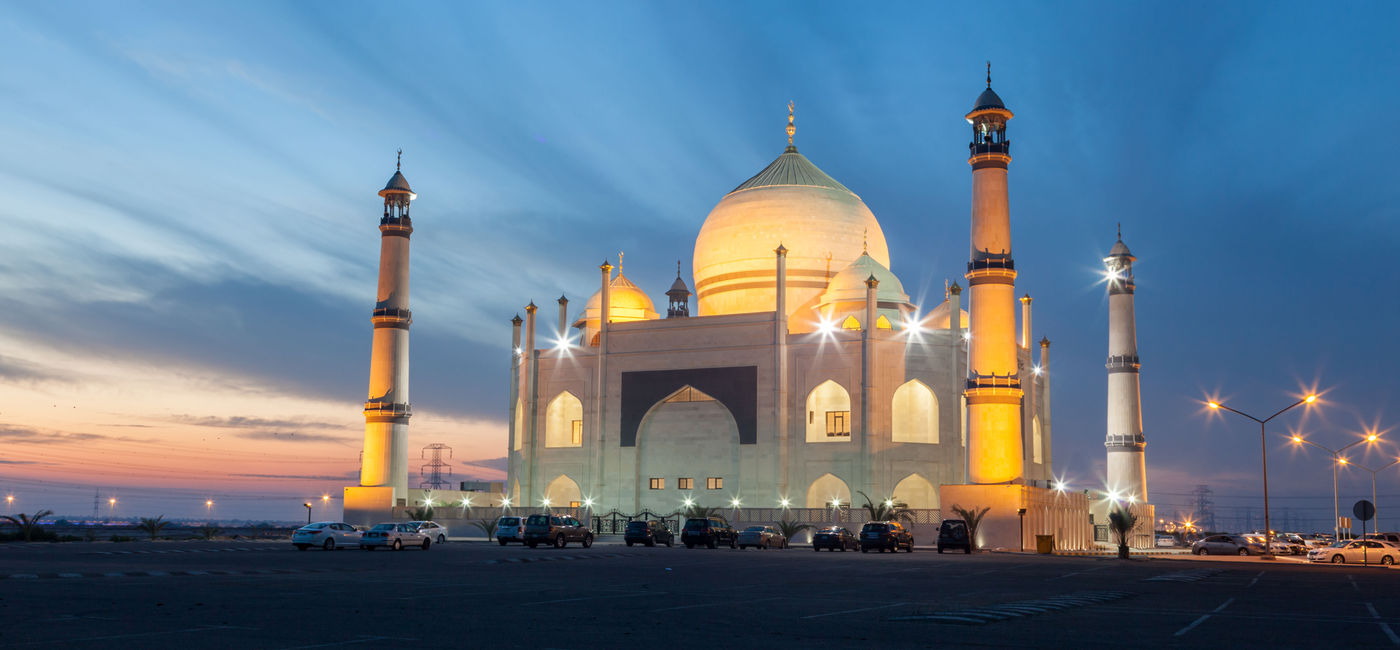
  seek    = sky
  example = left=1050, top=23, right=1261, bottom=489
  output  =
left=0, top=1, right=1397, bottom=527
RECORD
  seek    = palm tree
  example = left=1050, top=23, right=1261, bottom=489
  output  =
left=857, top=491, right=913, bottom=524
left=137, top=515, right=171, bottom=541
left=196, top=525, right=222, bottom=541
left=683, top=503, right=722, bottom=520
left=1, top=510, right=54, bottom=542
left=776, top=519, right=812, bottom=545
left=949, top=505, right=990, bottom=553
left=1109, top=507, right=1139, bottom=559
left=472, top=518, right=499, bottom=540
left=406, top=506, right=434, bottom=521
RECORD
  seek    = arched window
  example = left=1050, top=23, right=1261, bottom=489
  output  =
left=1032, top=416, right=1043, bottom=464
left=544, top=474, right=582, bottom=507
left=841, top=315, right=861, bottom=330
left=805, top=380, right=851, bottom=443
left=513, top=398, right=524, bottom=451
left=892, top=473, right=939, bottom=509
left=545, top=391, right=584, bottom=448
left=891, top=379, right=938, bottom=444
left=875, top=315, right=892, bottom=330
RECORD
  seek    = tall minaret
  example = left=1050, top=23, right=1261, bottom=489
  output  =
left=1104, top=226, right=1147, bottom=501
left=360, top=151, right=415, bottom=502
left=963, top=64, right=1024, bottom=484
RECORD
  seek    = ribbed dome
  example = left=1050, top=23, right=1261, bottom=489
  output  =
left=971, top=87, right=1007, bottom=113
left=818, top=254, right=909, bottom=306
left=926, top=298, right=969, bottom=329
left=667, top=275, right=690, bottom=294
left=694, top=147, right=889, bottom=327
left=379, top=170, right=415, bottom=198
left=581, top=273, right=659, bottom=323
left=1108, top=238, right=1133, bottom=259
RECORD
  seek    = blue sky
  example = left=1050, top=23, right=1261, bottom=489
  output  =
left=0, top=1, right=1397, bottom=526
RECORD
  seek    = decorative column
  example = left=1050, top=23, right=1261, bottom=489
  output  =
left=775, top=244, right=790, bottom=496
left=360, top=153, right=415, bottom=502
left=509, top=313, right=522, bottom=455
left=593, top=261, right=611, bottom=507
left=524, top=301, right=538, bottom=505
left=557, top=295, right=569, bottom=345
left=861, top=274, right=878, bottom=494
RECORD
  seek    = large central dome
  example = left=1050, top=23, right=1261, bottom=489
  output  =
left=693, top=146, right=889, bottom=325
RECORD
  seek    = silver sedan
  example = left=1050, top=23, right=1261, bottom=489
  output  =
left=737, top=525, right=788, bottom=549
left=292, top=522, right=361, bottom=551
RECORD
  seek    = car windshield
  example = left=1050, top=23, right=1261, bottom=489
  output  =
left=626, top=521, right=648, bottom=530
left=819, top=527, right=842, bottom=533
left=500, top=517, right=519, bottom=526
left=526, top=514, right=551, bottom=525
left=371, top=524, right=395, bottom=531
left=684, top=519, right=708, bottom=529
left=744, top=526, right=766, bottom=532
left=396, top=524, right=416, bottom=532
left=302, top=523, right=328, bottom=530
left=863, top=523, right=888, bottom=532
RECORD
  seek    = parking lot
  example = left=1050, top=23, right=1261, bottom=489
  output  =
left=0, top=539, right=1396, bottom=648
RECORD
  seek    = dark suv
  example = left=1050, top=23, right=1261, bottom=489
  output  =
left=681, top=517, right=737, bottom=549
left=936, top=518, right=972, bottom=554
left=860, top=520, right=914, bottom=553
left=624, top=520, right=674, bottom=547
left=523, top=514, right=593, bottom=549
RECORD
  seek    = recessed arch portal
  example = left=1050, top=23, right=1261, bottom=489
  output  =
left=1032, top=416, right=1043, bottom=464
left=513, top=398, right=524, bottom=451
left=543, top=474, right=582, bottom=507
left=892, top=379, right=938, bottom=444
left=545, top=391, right=583, bottom=448
left=806, top=380, right=852, bottom=443
left=805, top=473, right=852, bottom=508
left=892, top=473, right=939, bottom=509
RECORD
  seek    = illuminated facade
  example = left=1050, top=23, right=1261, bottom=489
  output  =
left=509, top=87, right=1054, bottom=514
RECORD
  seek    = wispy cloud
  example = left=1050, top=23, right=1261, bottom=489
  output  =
left=461, top=457, right=508, bottom=472
left=233, top=430, right=355, bottom=444
left=232, top=471, right=358, bottom=481
left=0, top=355, right=72, bottom=384
left=171, top=415, right=346, bottom=430
left=0, top=425, right=105, bottom=444
left=0, top=459, right=41, bottom=465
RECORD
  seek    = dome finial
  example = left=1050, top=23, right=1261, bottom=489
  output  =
left=785, top=101, right=797, bottom=152
left=1117, top=222, right=1122, bottom=241
left=618, top=250, right=624, bottom=275
left=862, top=227, right=868, bottom=255
left=396, top=148, right=402, bottom=171
left=676, top=260, right=682, bottom=278
left=986, top=61, right=992, bottom=88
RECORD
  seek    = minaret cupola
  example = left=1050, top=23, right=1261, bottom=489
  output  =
left=1104, top=223, right=1136, bottom=294
left=379, top=149, right=416, bottom=232
left=666, top=261, right=691, bottom=318
left=967, top=62, right=1013, bottom=159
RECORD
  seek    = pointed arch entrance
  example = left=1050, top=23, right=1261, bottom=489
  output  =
left=635, top=385, right=739, bottom=512
left=805, top=473, right=852, bottom=508
left=892, top=473, right=938, bottom=509
left=544, top=474, right=582, bottom=508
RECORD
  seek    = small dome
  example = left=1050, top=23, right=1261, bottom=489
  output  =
left=819, top=254, right=908, bottom=306
left=379, top=170, right=416, bottom=198
left=668, top=275, right=690, bottom=295
left=971, top=87, right=1006, bottom=113
left=581, top=273, right=660, bottom=324
left=926, top=298, right=969, bottom=329
left=1108, top=238, right=1133, bottom=259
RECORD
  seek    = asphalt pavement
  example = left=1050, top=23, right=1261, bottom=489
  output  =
left=0, top=539, right=1396, bottom=648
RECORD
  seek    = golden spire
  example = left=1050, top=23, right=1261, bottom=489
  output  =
left=862, top=228, right=868, bottom=255
left=618, top=250, right=624, bottom=275
left=986, top=61, right=992, bottom=88
left=786, top=101, right=796, bottom=149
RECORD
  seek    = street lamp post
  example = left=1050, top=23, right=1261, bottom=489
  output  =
left=1208, top=394, right=1316, bottom=559
left=1352, top=459, right=1400, bottom=532
left=1291, top=433, right=1379, bottom=539
left=303, top=502, right=312, bottom=524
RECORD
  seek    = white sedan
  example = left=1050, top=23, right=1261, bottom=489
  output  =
left=407, top=520, right=449, bottom=544
left=1308, top=540, right=1399, bottom=565
left=292, top=522, right=362, bottom=551
left=359, top=523, right=431, bottom=551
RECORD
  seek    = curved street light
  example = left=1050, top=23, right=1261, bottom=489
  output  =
left=1291, top=432, right=1380, bottom=539
left=1207, top=393, right=1316, bottom=558
left=1349, top=457, right=1400, bottom=533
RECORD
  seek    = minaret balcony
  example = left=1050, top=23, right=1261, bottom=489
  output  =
left=372, top=307, right=413, bottom=328
left=379, top=215, right=414, bottom=236
left=1105, top=433, right=1146, bottom=449
left=966, top=372, right=1022, bottom=390
left=969, top=141, right=1010, bottom=156
left=364, top=401, right=412, bottom=419
left=1105, top=354, right=1141, bottom=372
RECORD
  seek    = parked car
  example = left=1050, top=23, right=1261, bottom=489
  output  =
left=1272, top=533, right=1308, bottom=555
left=407, top=520, right=449, bottom=544
left=1155, top=535, right=1178, bottom=548
left=937, top=519, right=972, bottom=554
left=497, top=515, right=526, bottom=546
left=359, top=523, right=431, bottom=551
left=1191, top=534, right=1263, bottom=556
left=812, top=526, right=858, bottom=552
left=623, top=520, right=674, bottom=547
left=1309, top=539, right=1399, bottom=565
left=1244, top=534, right=1298, bottom=555
left=860, top=520, right=913, bottom=553
left=681, top=517, right=737, bottom=549
left=1363, top=532, right=1400, bottom=544
left=292, top=521, right=361, bottom=551
left=523, top=514, right=593, bottom=549
left=737, top=525, right=787, bottom=550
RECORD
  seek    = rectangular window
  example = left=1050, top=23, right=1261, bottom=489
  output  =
left=707, top=477, right=723, bottom=490
left=649, top=478, right=665, bottom=490
left=826, top=411, right=851, bottom=437
left=570, top=420, right=583, bottom=445
left=678, top=478, right=693, bottom=490
left=569, top=501, right=581, bottom=508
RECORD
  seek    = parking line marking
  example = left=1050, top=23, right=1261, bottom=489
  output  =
left=801, top=602, right=908, bottom=619
left=1350, top=575, right=1360, bottom=592
left=1248, top=570, right=1265, bottom=587
left=1366, top=603, right=1400, bottom=646
left=1173, top=597, right=1234, bottom=637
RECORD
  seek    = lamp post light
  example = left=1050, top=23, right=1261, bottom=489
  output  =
left=205, top=499, right=214, bottom=517
left=1291, top=432, right=1379, bottom=539
left=303, top=502, right=312, bottom=524
left=108, top=497, right=117, bottom=519
left=1207, top=394, right=1317, bottom=559
left=5, top=494, right=12, bottom=513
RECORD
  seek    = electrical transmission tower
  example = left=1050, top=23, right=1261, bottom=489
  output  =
left=1192, top=484, right=1215, bottom=531
left=420, top=443, right=453, bottom=490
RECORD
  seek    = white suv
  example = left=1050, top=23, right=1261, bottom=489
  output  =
left=497, top=515, right=526, bottom=545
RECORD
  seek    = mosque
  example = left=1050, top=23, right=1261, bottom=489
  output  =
left=505, top=78, right=1054, bottom=515
left=345, top=71, right=1153, bottom=549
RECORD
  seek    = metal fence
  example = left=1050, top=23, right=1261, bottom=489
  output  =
left=390, top=505, right=941, bottom=535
